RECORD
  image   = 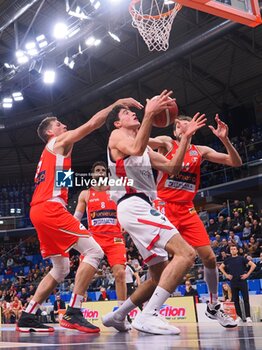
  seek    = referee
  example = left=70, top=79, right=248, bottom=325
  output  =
left=126, top=262, right=141, bottom=297
left=219, top=245, right=256, bottom=323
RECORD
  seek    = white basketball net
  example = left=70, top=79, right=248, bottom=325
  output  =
left=129, top=0, right=182, bottom=52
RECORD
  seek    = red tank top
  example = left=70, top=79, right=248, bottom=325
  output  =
left=87, top=188, right=121, bottom=234
left=31, top=137, right=71, bottom=206
left=157, top=141, right=202, bottom=203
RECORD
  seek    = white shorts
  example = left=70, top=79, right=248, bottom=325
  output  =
left=117, top=196, right=179, bottom=266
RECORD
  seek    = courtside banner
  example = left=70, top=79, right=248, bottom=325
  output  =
left=78, top=297, right=196, bottom=329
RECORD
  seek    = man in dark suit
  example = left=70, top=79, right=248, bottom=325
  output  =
left=50, top=294, right=66, bottom=323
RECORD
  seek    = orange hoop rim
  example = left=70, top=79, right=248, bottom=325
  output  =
left=129, top=0, right=182, bottom=20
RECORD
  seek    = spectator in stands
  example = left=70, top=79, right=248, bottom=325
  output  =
left=6, top=257, right=14, bottom=268
left=228, top=231, right=242, bottom=247
left=216, top=216, right=226, bottom=236
left=254, top=252, right=262, bottom=278
left=183, top=280, right=199, bottom=298
left=28, top=284, right=36, bottom=297
left=220, top=238, right=230, bottom=255
left=219, top=202, right=230, bottom=218
left=246, top=210, right=259, bottom=224
left=221, top=283, right=232, bottom=302
left=1, top=300, right=11, bottom=323
left=251, top=219, right=261, bottom=240
left=232, top=200, right=245, bottom=217
left=126, top=259, right=141, bottom=297
left=219, top=251, right=228, bottom=262
left=232, top=212, right=244, bottom=234
left=211, top=241, right=221, bottom=259
left=242, top=221, right=252, bottom=240
left=19, top=287, right=28, bottom=306
left=10, top=296, right=23, bottom=321
left=219, top=245, right=256, bottom=324
left=245, top=196, right=257, bottom=215
left=207, top=218, right=218, bottom=237
left=223, top=217, right=233, bottom=236
left=50, top=294, right=66, bottom=323
left=98, top=287, right=110, bottom=301
left=245, top=237, right=260, bottom=258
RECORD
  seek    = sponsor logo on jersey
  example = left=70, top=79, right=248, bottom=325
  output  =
left=189, top=150, right=198, bottom=156
left=189, top=207, right=196, bottom=215
left=114, top=237, right=124, bottom=244
left=35, top=170, right=46, bottom=185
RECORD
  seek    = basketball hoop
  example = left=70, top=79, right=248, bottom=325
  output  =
left=129, top=0, right=182, bottom=52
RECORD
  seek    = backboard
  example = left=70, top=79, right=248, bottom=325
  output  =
left=175, top=0, right=261, bottom=27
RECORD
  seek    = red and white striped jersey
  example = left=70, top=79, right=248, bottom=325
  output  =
left=157, top=141, right=201, bottom=203
left=31, top=137, right=71, bottom=206
left=107, top=147, right=157, bottom=203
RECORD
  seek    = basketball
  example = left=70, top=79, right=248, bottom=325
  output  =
left=152, top=97, right=179, bottom=128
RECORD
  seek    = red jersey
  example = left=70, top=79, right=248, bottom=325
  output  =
left=31, top=137, right=71, bottom=206
left=87, top=188, right=121, bottom=234
left=157, top=141, right=202, bottom=203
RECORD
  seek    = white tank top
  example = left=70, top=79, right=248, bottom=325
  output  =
left=107, top=147, right=157, bottom=203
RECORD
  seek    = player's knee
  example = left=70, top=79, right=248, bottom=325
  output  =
left=203, top=252, right=216, bottom=268
left=82, top=244, right=104, bottom=270
left=184, top=247, right=196, bottom=266
left=50, top=257, right=70, bottom=283
left=114, top=268, right=126, bottom=283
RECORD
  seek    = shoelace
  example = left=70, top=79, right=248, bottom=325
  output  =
left=217, top=309, right=233, bottom=320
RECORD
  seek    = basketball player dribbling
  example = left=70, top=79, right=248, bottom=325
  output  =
left=102, top=90, right=207, bottom=335
left=16, top=97, right=142, bottom=333
left=154, top=114, right=242, bottom=327
left=74, top=161, right=130, bottom=331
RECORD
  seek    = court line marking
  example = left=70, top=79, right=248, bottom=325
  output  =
left=1, top=337, right=262, bottom=348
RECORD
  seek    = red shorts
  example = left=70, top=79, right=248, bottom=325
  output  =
left=92, top=232, right=126, bottom=267
left=165, top=202, right=210, bottom=247
left=30, top=201, right=90, bottom=258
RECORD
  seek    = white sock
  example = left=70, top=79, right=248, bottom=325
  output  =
left=142, top=286, right=170, bottom=315
left=114, top=298, right=136, bottom=321
left=117, top=300, right=125, bottom=307
left=69, top=293, right=84, bottom=308
left=204, top=266, right=218, bottom=304
left=25, top=299, right=40, bottom=314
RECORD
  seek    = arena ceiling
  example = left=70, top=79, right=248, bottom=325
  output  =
left=0, top=0, right=262, bottom=181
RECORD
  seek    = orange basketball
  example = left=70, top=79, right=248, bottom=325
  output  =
left=152, top=97, right=179, bottom=128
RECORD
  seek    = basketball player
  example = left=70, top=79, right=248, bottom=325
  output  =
left=16, top=97, right=142, bottom=333
left=74, top=161, right=130, bottom=331
left=102, top=90, right=207, bottom=335
left=153, top=114, right=242, bottom=327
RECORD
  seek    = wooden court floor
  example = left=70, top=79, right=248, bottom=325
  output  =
left=0, top=323, right=261, bottom=350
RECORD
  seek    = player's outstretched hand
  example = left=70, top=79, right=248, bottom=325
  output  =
left=183, top=112, right=207, bottom=138
left=117, top=98, right=144, bottom=109
left=144, top=90, right=176, bottom=117
left=208, top=114, right=229, bottom=140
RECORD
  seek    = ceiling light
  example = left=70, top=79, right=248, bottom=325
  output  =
left=25, top=42, right=36, bottom=50
left=64, top=56, right=75, bottom=70
left=67, top=27, right=81, bottom=38
left=94, top=1, right=101, bottom=10
left=36, top=34, right=45, bottom=42
left=38, top=40, right=48, bottom=48
left=53, top=23, right=68, bottom=39
left=43, top=70, right=56, bottom=84
left=94, top=39, right=101, bottom=46
left=85, top=36, right=95, bottom=46
left=36, top=34, right=48, bottom=48
left=16, top=51, right=29, bottom=64
left=12, top=92, right=24, bottom=101
left=2, top=97, right=13, bottom=109
left=108, top=31, right=121, bottom=42
left=27, top=48, right=38, bottom=56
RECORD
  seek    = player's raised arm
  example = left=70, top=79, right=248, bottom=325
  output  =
left=110, top=90, right=176, bottom=157
left=198, top=114, right=242, bottom=167
left=57, top=98, right=143, bottom=148
left=150, top=113, right=206, bottom=174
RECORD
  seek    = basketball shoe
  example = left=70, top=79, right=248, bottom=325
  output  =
left=205, top=303, right=238, bottom=328
left=60, top=306, right=100, bottom=333
left=102, top=312, right=132, bottom=332
left=132, top=312, right=181, bottom=335
left=16, top=311, right=54, bottom=332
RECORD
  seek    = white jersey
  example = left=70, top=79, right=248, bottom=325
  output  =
left=107, top=147, right=157, bottom=203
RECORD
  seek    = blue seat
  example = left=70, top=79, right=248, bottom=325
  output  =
left=260, top=279, right=262, bottom=290
left=196, top=283, right=208, bottom=295
left=176, top=285, right=186, bottom=295
left=248, top=279, right=260, bottom=292
left=87, top=292, right=96, bottom=301
left=24, top=266, right=30, bottom=274
left=49, top=295, right=55, bottom=303
left=218, top=282, right=223, bottom=297
left=108, top=290, right=117, bottom=300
